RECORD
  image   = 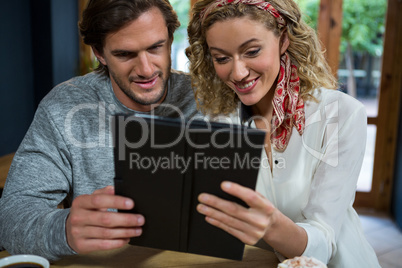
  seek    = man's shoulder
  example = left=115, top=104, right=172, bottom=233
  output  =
left=41, top=72, right=110, bottom=107
left=35, top=72, right=112, bottom=122
left=169, top=69, right=191, bottom=84
left=52, top=72, right=109, bottom=95
left=160, top=69, right=200, bottom=118
left=168, top=69, right=193, bottom=97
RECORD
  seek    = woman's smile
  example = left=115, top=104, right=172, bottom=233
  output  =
left=233, top=77, right=259, bottom=93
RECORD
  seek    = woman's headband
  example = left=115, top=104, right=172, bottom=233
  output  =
left=199, top=0, right=286, bottom=27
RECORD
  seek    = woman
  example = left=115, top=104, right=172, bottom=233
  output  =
left=185, top=0, right=380, bottom=267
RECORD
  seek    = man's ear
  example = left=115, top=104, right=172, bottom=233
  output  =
left=280, top=31, right=290, bottom=55
left=92, top=46, right=107, bottom=66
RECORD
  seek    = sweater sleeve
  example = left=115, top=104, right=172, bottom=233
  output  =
left=0, top=105, right=76, bottom=261
left=297, top=103, right=367, bottom=263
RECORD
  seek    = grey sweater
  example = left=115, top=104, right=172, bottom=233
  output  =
left=0, top=70, right=200, bottom=260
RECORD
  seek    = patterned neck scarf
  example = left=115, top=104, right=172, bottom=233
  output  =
left=200, top=0, right=286, bottom=28
left=271, top=52, right=305, bottom=151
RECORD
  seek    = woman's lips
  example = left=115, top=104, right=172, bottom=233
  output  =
left=234, top=78, right=259, bottom=94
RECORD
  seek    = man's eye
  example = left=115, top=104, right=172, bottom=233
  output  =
left=116, top=52, right=130, bottom=58
left=149, top=45, right=163, bottom=51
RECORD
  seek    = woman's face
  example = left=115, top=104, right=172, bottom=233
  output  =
left=206, top=16, right=288, bottom=107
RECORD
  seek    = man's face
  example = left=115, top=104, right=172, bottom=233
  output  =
left=95, top=7, right=172, bottom=112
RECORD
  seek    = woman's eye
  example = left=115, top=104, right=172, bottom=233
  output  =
left=246, top=48, right=261, bottom=57
left=214, top=57, right=229, bottom=64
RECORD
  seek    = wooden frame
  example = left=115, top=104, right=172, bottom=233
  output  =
left=354, top=0, right=402, bottom=211
left=317, top=0, right=343, bottom=78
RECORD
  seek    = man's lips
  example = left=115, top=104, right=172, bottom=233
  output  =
left=132, top=76, right=158, bottom=90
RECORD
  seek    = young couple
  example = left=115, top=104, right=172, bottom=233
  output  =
left=0, top=0, right=380, bottom=267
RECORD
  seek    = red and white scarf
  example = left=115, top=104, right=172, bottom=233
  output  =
left=271, top=52, right=305, bottom=151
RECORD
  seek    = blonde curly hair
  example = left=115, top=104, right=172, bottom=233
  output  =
left=185, top=0, right=338, bottom=115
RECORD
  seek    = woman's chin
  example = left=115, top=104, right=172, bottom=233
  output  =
left=237, top=96, right=258, bottom=107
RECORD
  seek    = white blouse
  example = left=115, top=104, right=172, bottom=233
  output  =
left=227, top=89, right=380, bottom=267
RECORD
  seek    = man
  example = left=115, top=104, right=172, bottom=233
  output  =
left=0, top=0, right=199, bottom=261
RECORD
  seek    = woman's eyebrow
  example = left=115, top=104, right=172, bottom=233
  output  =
left=209, top=38, right=260, bottom=53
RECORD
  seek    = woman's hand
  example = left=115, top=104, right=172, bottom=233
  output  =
left=197, top=181, right=278, bottom=245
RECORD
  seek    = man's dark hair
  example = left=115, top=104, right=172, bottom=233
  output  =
left=79, top=0, right=180, bottom=76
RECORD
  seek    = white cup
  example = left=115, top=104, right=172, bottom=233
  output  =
left=0, top=254, right=50, bottom=268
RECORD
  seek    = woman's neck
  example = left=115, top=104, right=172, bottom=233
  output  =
left=251, top=86, right=276, bottom=126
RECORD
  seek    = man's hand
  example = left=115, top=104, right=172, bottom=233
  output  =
left=66, top=186, right=144, bottom=254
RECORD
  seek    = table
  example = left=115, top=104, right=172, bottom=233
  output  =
left=0, top=244, right=279, bottom=268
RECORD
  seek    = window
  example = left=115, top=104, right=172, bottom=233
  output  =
left=171, top=0, right=191, bottom=72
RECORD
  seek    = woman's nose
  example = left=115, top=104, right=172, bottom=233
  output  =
left=231, top=59, right=249, bottom=81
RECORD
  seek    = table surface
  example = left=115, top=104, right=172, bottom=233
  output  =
left=0, top=244, right=279, bottom=268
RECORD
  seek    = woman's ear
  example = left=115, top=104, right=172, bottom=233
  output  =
left=92, top=47, right=107, bottom=66
left=280, top=31, right=290, bottom=55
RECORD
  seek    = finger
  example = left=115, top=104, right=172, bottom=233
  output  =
left=73, top=238, right=131, bottom=254
left=197, top=203, right=248, bottom=231
left=69, top=210, right=145, bottom=228
left=198, top=193, right=270, bottom=228
left=92, top=185, right=115, bottom=195
left=91, top=186, right=116, bottom=212
left=204, top=216, right=259, bottom=246
left=73, top=225, right=143, bottom=240
left=92, top=211, right=145, bottom=228
left=220, top=181, right=266, bottom=209
left=75, top=193, right=134, bottom=211
left=198, top=200, right=263, bottom=245
left=198, top=193, right=248, bottom=219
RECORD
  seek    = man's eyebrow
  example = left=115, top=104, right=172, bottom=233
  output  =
left=111, top=39, right=167, bottom=55
left=150, top=39, right=167, bottom=47
left=209, top=38, right=260, bottom=54
left=111, top=49, right=133, bottom=55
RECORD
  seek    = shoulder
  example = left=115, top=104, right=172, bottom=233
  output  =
left=163, top=69, right=200, bottom=118
left=311, top=88, right=364, bottom=109
left=306, top=88, right=366, bottom=123
left=169, top=69, right=191, bottom=87
left=36, top=72, right=112, bottom=124
left=167, top=70, right=193, bottom=98
left=40, top=72, right=110, bottom=110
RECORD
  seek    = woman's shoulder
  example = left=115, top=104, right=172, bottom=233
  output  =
left=312, top=88, right=364, bottom=107
left=305, top=88, right=366, bottom=121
